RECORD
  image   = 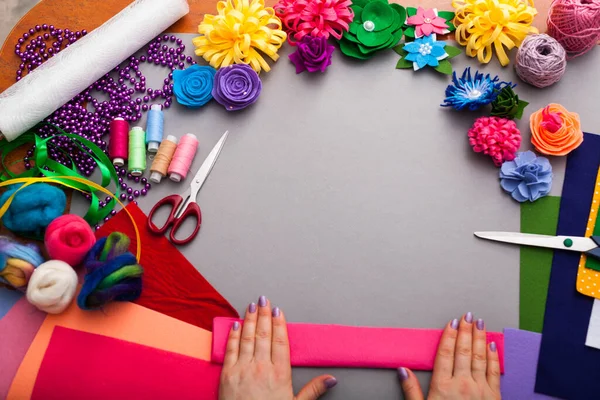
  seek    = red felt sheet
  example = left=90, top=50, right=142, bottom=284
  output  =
left=212, top=318, right=505, bottom=372
left=31, top=326, right=221, bottom=400
left=96, top=203, right=238, bottom=330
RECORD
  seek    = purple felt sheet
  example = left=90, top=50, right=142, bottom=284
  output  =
left=0, top=297, right=46, bottom=397
left=501, top=329, right=560, bottom=400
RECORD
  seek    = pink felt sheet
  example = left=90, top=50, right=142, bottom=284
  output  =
left=212, top=318, right=505, bottom=372
left=31, top=326, right=221, bottom=400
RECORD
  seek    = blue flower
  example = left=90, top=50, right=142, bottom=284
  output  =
left=173, top=65, right=217, bottom=108
left=499, top=151, right=553, bottom=203
left=403, top=36, right=448, bottom=70
left=442, top=67, right=511, bottom=111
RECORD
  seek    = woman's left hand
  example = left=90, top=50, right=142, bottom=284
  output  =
left=219, top=296, right=337, bottom=400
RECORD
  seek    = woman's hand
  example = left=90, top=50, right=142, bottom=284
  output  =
left=398, top=313, right=501, bottom=400
left=219, top=296, right=337, bottom=400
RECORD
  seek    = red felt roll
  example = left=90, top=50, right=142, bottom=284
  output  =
left=44, top=215, right=96, bottom=267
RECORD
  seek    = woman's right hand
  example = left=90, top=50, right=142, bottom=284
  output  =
left=398, top=313, right=501, bottom=400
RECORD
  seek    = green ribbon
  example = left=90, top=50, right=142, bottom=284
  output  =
left=0, top=125, right=120, bottom=225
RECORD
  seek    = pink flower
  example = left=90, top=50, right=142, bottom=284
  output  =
left=468, top=116, right=522, bottom=167
left=407, top=7, right=449, bottom=38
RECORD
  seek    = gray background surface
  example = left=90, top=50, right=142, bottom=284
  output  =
left=86, top=34, right=599, bottom=398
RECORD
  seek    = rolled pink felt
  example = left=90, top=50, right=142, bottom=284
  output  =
left=44, top=215, right=96, bottom=267
left=212, top=317, right=505, bottom=373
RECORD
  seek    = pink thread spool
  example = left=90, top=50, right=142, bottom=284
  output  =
left=168, top=133, right=199, bottom=182
left=547, top=0, right=600, bottom=59
left=108, top=118, right=129, bottom=166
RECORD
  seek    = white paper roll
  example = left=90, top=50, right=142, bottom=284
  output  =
left=0, top=0, right=189, bottom=141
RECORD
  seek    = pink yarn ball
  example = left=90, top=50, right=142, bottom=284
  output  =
left=468, top=117, right=522, bottom=167
left=44, top=215, right=96, bottom=267
left=547, top=0, right=600, bottom=59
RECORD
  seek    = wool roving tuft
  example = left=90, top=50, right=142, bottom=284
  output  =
left=26, top=260, right=78, bottom=314
left=45, top=215, right=96, bottom=267
left=0, top=183, right=66, bottom=237
left=515, top=34, right=567, bottom=88
left=78, top=232, right=143, bottom=310
left=0, top=236, right=45, bottom=289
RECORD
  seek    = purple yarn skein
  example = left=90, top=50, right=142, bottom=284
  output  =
left=515, top=34, right=567, bottom=88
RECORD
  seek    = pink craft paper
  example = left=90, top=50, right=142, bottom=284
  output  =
left=212, top=317, right=505, bottom=373
left=31, top=326, right=221, bottom=400
left=0, top=297, right=45, bottom=399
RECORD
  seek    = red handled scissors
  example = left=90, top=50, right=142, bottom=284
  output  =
left=147, top=131, right=229, bottom=245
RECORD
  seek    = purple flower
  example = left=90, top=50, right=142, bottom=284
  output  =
left=288, top=36, right=335, bottom=74
left=499, top=151, right=553, bottom=202
left=212, top=64, right=262, bottom=111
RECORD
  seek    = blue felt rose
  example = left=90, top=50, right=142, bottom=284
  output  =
left=499, top=151, right=552, bottom=203
left=173, top=65, right=217, bottom=108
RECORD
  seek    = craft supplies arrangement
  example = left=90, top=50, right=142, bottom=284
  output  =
left=0, top=0, right=599, bottom=397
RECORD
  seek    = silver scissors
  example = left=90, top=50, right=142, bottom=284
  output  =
left=474, top=231, right=600, bottom=261
left=147, top=131, right=229, bottom=245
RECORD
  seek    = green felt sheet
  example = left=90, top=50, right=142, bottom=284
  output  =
left=520, top=196, right=561, bottom=333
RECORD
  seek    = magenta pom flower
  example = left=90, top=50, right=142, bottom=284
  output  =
left=468, top=116, right=522, bottom=167
left=275, top=0, right=354, bottom=45
left=289, top=36, right=335, bottom=73
left=406, top=7, right=450, bottom=38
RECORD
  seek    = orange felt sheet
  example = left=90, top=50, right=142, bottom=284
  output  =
left=7, top=298, right=213, bottom=399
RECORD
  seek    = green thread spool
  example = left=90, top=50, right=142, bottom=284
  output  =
left=128, top=126, right=146, bottom=176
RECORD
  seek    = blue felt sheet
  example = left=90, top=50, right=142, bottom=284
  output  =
left=535, top=133, right=600, bottom=399
left=0, top=289, right=23, bottom=320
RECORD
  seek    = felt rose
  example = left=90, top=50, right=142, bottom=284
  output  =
left=338, top=0, right=406, bottom=59
left=490, top=86, right=529, bottom=120
left=289, top=36, right=335, bottom=73
left=530, top=103, right=584, bottom=156
left=500, top=151, right=553, bottom=203
left=45, top=214, right=97, bottom=267
left=212, top=64, right=262, bottom=111
left=173, top=65, right=217, bottom=108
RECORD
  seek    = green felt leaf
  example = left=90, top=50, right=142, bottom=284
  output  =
left=444, top=45, right=461, bottom=59
left=396, top=57, right=413, bottom=69
left=404, top=26, right=415, bottom=38
left=437, top=11, right=455, bottom=21
left=392, top=44, right=407, bottom=56
left=434, top=59, right=453, bottom=75
left=362, top=1, right=395, bottom=31
left=521, top=196, right=561, bottom=333
left=339, top=38, right=372, bottom=59
left=350, top=0, right=370, bottom=8
left=514, top=100, right=529, bottom=120
left=446, top=20, right=455, bottom=32
left=407, top=6, right=417, bottom=17
left=389, top=3, right=406, bottom=26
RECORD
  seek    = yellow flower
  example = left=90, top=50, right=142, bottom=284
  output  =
left=452, top=0, right=538, bottom=66
left=193, top=0, right=287, bottom=73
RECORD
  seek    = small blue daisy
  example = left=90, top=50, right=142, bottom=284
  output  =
left=441, top=67, right=512, bottom=111
left=403, top=36, right=448, bottom=70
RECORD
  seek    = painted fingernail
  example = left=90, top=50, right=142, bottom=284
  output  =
left=397, top=367, right=409, bottom=382
left=272, top=307, right=280, bottom=317
left=233, top=321, right=240, bottom=331
left=476, top=319, right=484, bottom=330
left=258, top=296, right=267, bottom=307
left=249, top=302, right=257, bottom=313
left=451, top=318, right=459, bottom=330
left=490, top=341, right=497, bottom=352
left=465, top=312, right=473, bottom=323
left=324, top=377, right=337, bottom=389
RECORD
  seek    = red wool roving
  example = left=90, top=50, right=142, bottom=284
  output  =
left=168, top=133, right=199, bottom=182
left=468, top=117, right=522, bottom=167
left=547, top=0, right=600, bottom=59
left=45, top=215, right=97, bottom=267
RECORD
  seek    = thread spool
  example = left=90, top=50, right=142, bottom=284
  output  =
left=547, top=0, right=600, bottom=59
left=150, top=135, right=178, bottom=183
left=128, top=126, right=146, bottom=176
left=168, top=133, right=199, bottom=182
left=515, top=34, right=567, bottom=88
left=108, top=118, right=129, bottom=166
left=146, top=104, right=164, bottom=153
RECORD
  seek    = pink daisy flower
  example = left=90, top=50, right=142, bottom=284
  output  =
left=406, top=7, right=449, bottom=38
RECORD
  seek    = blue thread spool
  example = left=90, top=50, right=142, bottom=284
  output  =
left=146, top=104, right=164, bottom=153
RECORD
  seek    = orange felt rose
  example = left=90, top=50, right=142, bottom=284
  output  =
left=530, top=103, right=583, bottom=156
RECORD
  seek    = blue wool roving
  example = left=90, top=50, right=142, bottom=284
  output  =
left=0, top=183, right=66, bottom=237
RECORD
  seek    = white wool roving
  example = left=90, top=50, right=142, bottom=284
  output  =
left=26, top=260, right=78, bottom=314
